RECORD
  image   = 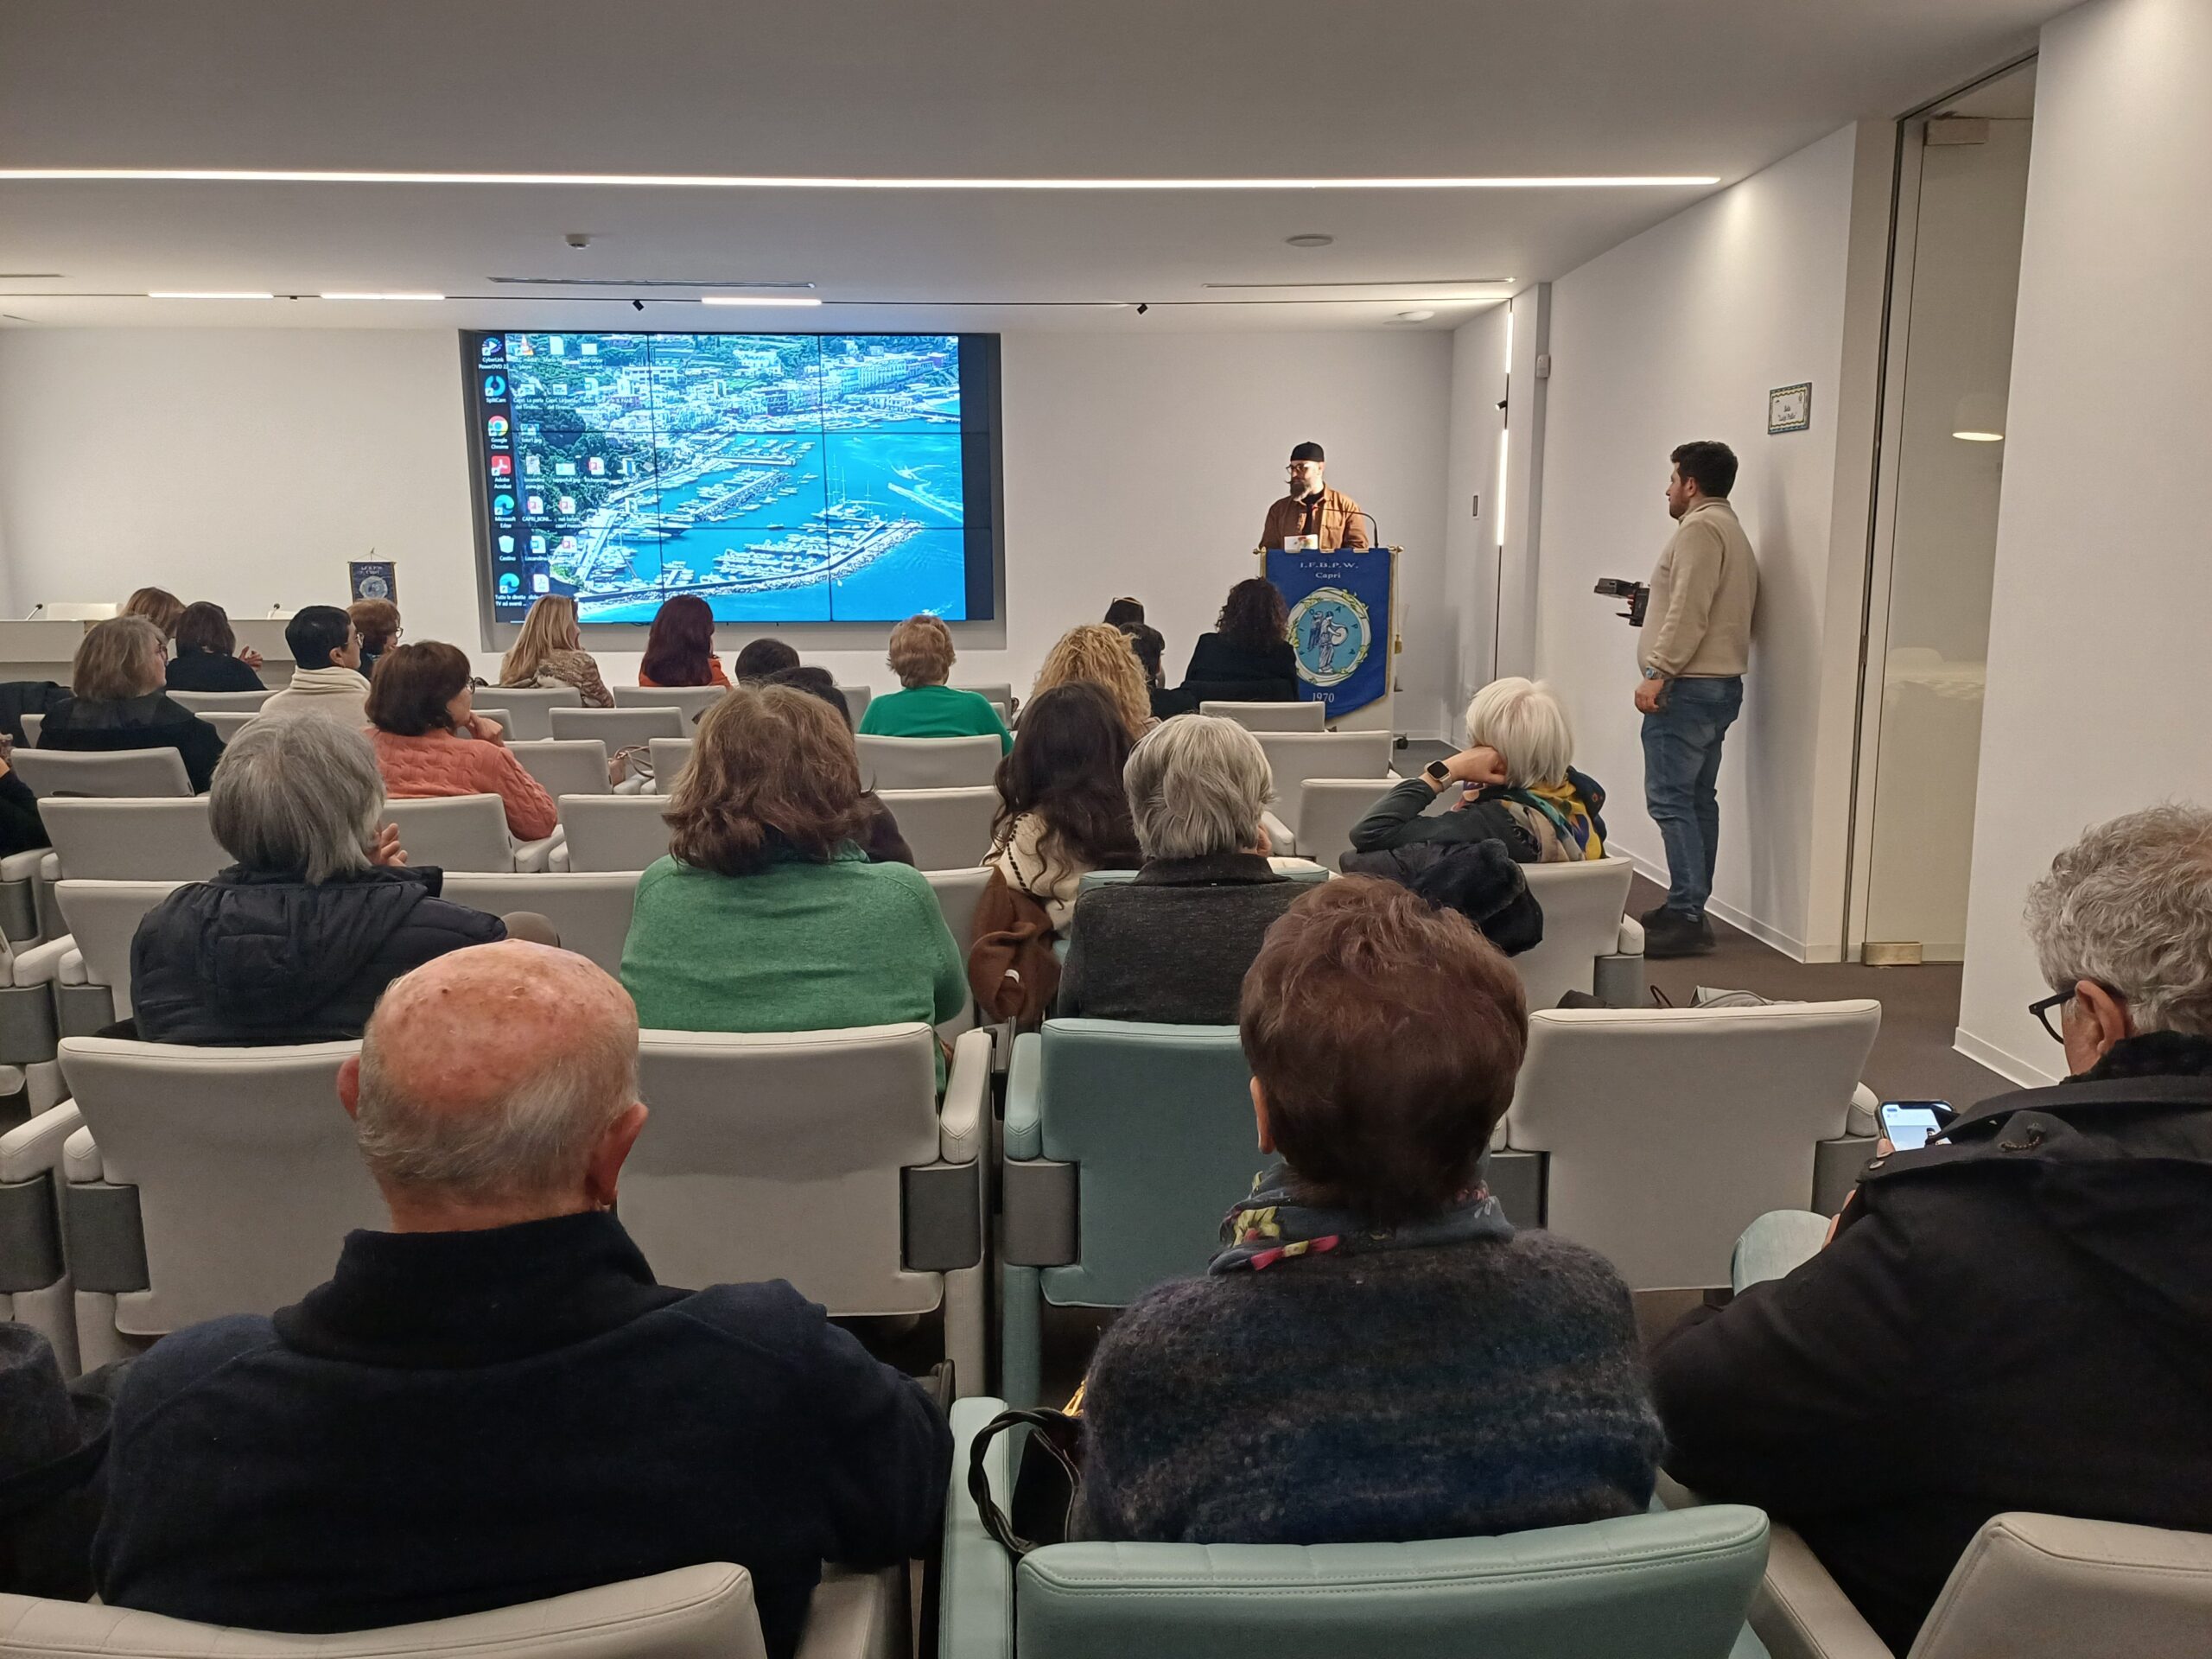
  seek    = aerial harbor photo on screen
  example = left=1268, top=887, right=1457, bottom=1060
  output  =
left=476, top=333, right=968, bottom=623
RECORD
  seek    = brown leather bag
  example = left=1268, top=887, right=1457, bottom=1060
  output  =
left=968, top=867, right=1061, bottom=1029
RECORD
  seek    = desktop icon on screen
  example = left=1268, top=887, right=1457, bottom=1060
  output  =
left=498, top=535, right=516, bottom=555
left=580, top=340, right=598, bottom=356
left=549, top=338, right=566, bottom=357
left=524, top=455, right=542, bottom=475
left=554, top=461, right=576, bottom=477
left=526, top=494, right=543, bottom=513
left=499, top=573, right=521, bottom=595
left=488, top=454, right=512, bottom=478
left=482, top=374, right=507, bottom=399
left=493, top=493, right=515, bottom=517
left=479, top=336, right=504, bottom=361
left=534, top=574, right=550, bottom=593
left=530, top=533, right=548, bottom=555
left=486, top=415, right=510, bottom=440
left=558, top=495, right=575, bottom=514
left=587, top=456, right=605, bottom=476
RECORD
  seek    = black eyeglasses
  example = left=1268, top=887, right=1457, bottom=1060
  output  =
left=2028, top=987, right=2076, bottom=1043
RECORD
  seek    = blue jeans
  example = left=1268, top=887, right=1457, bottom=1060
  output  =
left=1640, top=675, right=1743, bottom=919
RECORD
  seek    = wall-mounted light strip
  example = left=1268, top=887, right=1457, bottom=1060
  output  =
left=321, top=291, right=445, bottom=302
left=12, top=168, right=1719, bottom=192
left=146, top=289, right=273, bottom=300
left=699, top=295, right=823, bottom=308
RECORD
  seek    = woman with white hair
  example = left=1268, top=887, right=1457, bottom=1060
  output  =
left=1349, top=677, right=1608, bottom=864
left=1058, top=714, right=1306, bottom=1023
left=128, top=718, right=506, bottom=1044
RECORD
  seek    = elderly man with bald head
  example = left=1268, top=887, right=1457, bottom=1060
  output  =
left=92, top=943, right=950, bottom=1659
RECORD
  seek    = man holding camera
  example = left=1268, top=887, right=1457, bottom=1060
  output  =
left=1632, top=441, right=1758, bottom=957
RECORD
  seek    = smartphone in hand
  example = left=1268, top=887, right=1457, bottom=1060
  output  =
left=1878, top=1100, right=1956, bottom=1152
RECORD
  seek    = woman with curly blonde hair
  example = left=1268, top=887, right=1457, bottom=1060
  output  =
left=1028, top=623, right=1154, bottom=740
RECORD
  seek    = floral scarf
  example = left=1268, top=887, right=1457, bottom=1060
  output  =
left=1209, top=1165, right=1514, bottom=1274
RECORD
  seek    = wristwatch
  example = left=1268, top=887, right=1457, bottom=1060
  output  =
left=1423, top=759, right=1453, bottom=787
left=1642, top=667, right=1667, bottom=682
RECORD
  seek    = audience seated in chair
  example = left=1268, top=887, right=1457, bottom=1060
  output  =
left=1169, top=575, right=1299, bottom=713
left=496, top=594, right=612, bottom=707
left=620, top=683, right=964, bottom=1077
left=985, top=682, right=1141, bottom=933
left=348, top=598, right=402, bottom=684
left=162, top=601, right=265, bottom=693
left=637, top=594, right=729, bottom=690
left=765, top=665, right=914, bottom=866
left=1350, top=677, right=1606, bottom=863
left=1028, top=623, right=1156, bottom=741
left=1058, top=714, right=1302, bottom=1023
left=731, top=636, right=801, bottom=682
left=119, top=586, right=186, bottom=640
left=92, top=942, right=950, bottom=1658
left=366, top=642, right=558, bottom=842
left=1075, top=876, right=1658, bottom=1543
left=39, top=616, right=226, bottom=793
left=0, top=734, right=48, bottom=859
left=130, top=718, right=505, bottom=1045
left=1649, top=803, right=2212, bottom=1656
left=855, top=613, right=1011, bottom=752
left=255, top=605, right=373, bottom=727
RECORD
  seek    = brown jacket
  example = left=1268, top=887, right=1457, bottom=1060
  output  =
left=1261, top=487, right=1369, bottom=550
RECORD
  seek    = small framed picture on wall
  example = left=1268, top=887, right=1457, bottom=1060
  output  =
left=1768, top=383, right=1813, bottom=434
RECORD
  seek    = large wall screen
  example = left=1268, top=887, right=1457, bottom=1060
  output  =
left=464, top=331, right=999, bottom=625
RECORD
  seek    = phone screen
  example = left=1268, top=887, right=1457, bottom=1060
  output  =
left=1879, top=1101, right=1953, bottom=1152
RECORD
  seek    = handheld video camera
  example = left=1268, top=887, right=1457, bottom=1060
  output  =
left=1594, top=578, right=1650, bottom=627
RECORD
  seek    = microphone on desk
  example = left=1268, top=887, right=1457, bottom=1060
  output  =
left=22, top=604, right=42, bottom=620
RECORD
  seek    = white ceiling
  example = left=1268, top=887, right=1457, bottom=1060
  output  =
left=0, top=0, right=2064, bottom=333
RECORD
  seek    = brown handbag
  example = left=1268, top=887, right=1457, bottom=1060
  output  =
left=967, top=867, right=1061, bottom=1028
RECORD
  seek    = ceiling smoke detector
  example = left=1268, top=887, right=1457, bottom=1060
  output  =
left=1394, top=308, right=1437, bottom=322
left=1284, top=233, right=1334, bottom=248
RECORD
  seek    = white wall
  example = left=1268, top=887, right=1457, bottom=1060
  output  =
left=0, top=327, right=1454, bottom=722
left=1955, top=0, right=2212, bottom=1084
left=1444, top=304, right=1510, bottom=720
left=1528, top=124, right=1866, bottom=956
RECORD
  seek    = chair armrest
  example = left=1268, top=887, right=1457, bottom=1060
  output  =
left=512, top=831, right=563, bottom=874
left=0, top=848, right=50, bottom=883
left=548, top=842, right=571, bottom=872
left=58, top=949, right=85, bottom=986
left=1261, top=807, right=1296, bottom=856
left=1847, top=1083, right=1878, bottom=1137
left=1616, top=913, right=1646, bottom=956
left=0, top=1101, right=82, bottom=1182
left=939, top=1396, right=1015, bottom=1659
left=62, top=1123, right=101, bottom=1185
left=7, top=934, right=75, bottom=988
left=37, top=852, right=59, bottom=885
left=1003, top=1031, right=1043, bottom=1161
left=1752, top=1523, right=1894, bottom=1659
left=940, top=1028, right=991, bottom=1165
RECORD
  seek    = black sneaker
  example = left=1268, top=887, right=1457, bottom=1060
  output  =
left=1643, top=906, right=1715, bottom=958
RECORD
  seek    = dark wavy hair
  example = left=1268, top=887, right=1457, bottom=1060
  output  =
left=639, top=594, right=721, bottom=687
left=1217, top=576, right=1290, bottom=655
left=992, top=681, right=1141, bottom=871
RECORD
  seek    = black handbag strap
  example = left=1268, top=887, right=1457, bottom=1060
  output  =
left=965, top=1408, right=1083, bottom=1560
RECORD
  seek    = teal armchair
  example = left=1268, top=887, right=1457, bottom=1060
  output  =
left=999, top=1019, right=1258, bottom=1407
left=943, top=1396, right=1774, bottom=1659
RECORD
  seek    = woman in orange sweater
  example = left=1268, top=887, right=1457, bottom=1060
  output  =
left=638, top=594, right=730, bottom=690
left=365, top=642, right=558, bottom=842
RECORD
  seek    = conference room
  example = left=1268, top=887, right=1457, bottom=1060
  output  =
left=0, top=3, right=2207, bottom=1656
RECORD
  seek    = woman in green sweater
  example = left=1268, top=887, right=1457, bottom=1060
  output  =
left=620, top=683, right=968, bottom=1066
left=855, top=613, right=1012, bottom=753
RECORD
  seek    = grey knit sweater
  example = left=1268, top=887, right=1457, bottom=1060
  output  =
left=1075, top=1230, right=1662, bottom=1544
left=1057, top=853, right=1306, bottom=1025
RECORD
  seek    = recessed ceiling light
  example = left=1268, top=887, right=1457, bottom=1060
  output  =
left=11, top=168, right=1719, bottom=191
left=146, top=290, right=274, bottom=300
left=1395, top=308, right=1437, bottom=322
left=1286, top=233, right=1335, bottom=248
left=321, top=291, right=445, bottom=302
left=1952, top=430, right=2005, bottom=442
left=700, top=295, right=823, bottom=307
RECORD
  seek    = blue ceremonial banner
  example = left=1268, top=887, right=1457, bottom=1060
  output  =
left=348, top=560, right=398, bottom=605
left=1264, top=546, right=1395, bottom=717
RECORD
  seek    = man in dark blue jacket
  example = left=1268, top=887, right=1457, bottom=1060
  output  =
left=93, top=942, right=950, bottom=1659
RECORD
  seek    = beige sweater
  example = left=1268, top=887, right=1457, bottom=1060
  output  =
left=1640, top=498, right=1758, bottom=679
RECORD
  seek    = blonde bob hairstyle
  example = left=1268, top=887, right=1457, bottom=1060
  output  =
left=1464, top=677, right=1576, bottom=789
left=499, top=594, right=583, bottom=686
left=121, top=586, right=187, bottom=637
left=887, top=613, right=957, bottom=689
left=72, top=615, right=168, bottom=702
left=664, top=683, right=875, bottom=877
left=1031, top=623, right=1152, bottom=740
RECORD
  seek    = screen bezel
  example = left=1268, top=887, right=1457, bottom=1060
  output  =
left=460, top=329, right=1006, bottom=650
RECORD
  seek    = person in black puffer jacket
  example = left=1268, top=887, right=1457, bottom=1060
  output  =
left=130, top=718, right=503, bottom=1046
